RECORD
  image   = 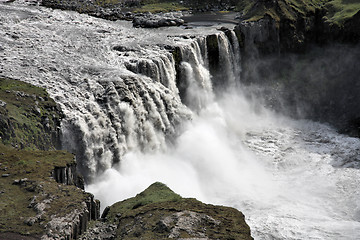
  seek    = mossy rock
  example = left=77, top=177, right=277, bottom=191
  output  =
left=0, top=78, right=98, bottom=238
left=102, top=182, right=253, bottom=240
left=0, top=78, right=63, bottom=151
left=0, top=144, right=91, bottom=237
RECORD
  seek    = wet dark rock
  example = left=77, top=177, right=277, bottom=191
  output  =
left=238, top=15, right=280, bottom=56
left=53, top=161, right=85, bottom=189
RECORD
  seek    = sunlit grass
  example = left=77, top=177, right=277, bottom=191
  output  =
left=324, top=0, right=360, bottom=25
left=239, top=0, right=360, bottom=26
left=134, top=2, right=188, bottom=13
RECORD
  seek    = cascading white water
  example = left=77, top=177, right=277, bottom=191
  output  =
left=178, top=37, right=213, bottom=110
left=217, top=31, right=239, bottom=86
left=1, top=2, right=360, bottom=239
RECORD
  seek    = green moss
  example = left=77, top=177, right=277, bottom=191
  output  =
left=105, top=182, right=181, bottom=222
left=0, top=79, right=91, bottom=237
left=0, top=78, right=62, bottom=150
left=100, top=182, right=252, bottom=239
left=94, top=0, right=122, bottom=7
left=0, top=144, right=87, bottom=236
left=117, top=198, right=252, bottom=240
left=134, top=1, right=188, bottom=13
left=324, top=0, right=360, bottom=25
left=239, top=0, right=360, bottom=27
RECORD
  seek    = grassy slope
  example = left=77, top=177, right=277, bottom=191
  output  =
left=103, top=182, right=252, bottom=240
left=0, top=78, right=62, bottom=150
left=134, top=2, right=188, bottom=13
left=0, top=78, right=90, bottom=237
left=105, top=182, right=182, bottom=222
left=239, top=0, right=360, bottom=26
left=324, top=0, right=360, bottom=25
left=132, top=0, right=188, bottom=13
left=0, top=144, right=88, bottom=235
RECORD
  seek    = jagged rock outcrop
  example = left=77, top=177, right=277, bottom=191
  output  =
left=53, top=161, right=85, bottom=189
left=82, top=182, right=253, bottom=240
left=42, top=194, right=100, bottom=240
left=0, top=79, right=100, bottom=239
left=0, top=143, right=100, bottom=239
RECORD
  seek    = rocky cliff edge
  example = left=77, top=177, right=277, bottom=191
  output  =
left=82, top=182, right=253, bottom=240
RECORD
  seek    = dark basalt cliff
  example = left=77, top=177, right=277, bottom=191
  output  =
left=236, top=0, right=360, bottom=53
left=235, top=0, right=360, bottom=137
left=0, top=78, right=100, bottom=239
left=82, top=182, right=253, bottom=240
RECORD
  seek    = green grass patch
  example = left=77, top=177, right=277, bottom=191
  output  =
left=0, top=78, right=93, bottom=237
left=239, top=0, right=359, bottom=27
left=0, top=78, right=62, bottom=150
left=0, top=178, right=42, bottom=235
left=324, top=0, right=360, bottom=25
left=0, top=144, right=84, bottom=236
left=134, top=1, right=188, bottom=13
left=236, top=0, right=255, bottom=13
left=105, top=182, right=182, bottom=222
left=102, top=182, right=252, bottom=240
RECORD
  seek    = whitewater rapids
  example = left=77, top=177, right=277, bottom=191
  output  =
left=1, top=1, right=360, bottom=239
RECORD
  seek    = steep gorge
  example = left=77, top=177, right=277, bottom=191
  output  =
left=1, top=0, right=360, bottom=239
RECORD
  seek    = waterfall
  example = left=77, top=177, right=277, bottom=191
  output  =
left=217, top=31, right=240, bottom=86
left=0, top=2, right=241, bottom=181
left=1, top=3, right=360, bottom=239
left=178, top=37, right=213, bottom=111
left=60, top=74, right=190, bottom=180
left=124, top=53, right=180, bottom=99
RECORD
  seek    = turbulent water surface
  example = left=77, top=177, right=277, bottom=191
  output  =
left=1, top=2, right=360, bottom=239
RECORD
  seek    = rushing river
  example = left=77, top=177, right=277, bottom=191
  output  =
left=1, top=1, right=360, bottom=239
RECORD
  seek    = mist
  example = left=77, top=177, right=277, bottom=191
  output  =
left=1, top=3, right=359, bottom=238
left=241, top=44, right=360, bottom=137
left=87, top=87, right=360, bottom=239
